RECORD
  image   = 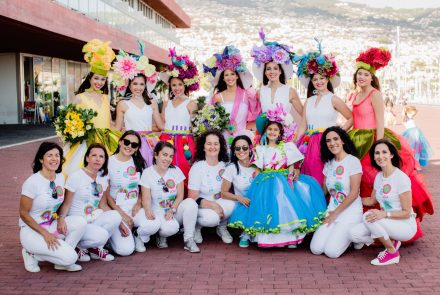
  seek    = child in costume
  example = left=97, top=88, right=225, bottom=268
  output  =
left=384, top=97, right=397, bottom=127
left=228, top=104, right=326, bottom=248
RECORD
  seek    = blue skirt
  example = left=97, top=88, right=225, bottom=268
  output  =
left=228, top=170, right=326, bottom=237
left=402, top=127, right=433, bottom=167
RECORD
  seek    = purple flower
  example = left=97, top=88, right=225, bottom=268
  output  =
left=272, top=48, right=289, bottom=64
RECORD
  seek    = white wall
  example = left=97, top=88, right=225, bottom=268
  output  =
left=0, top=53, right=18, bottom=124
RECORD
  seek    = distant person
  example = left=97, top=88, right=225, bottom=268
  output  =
left=384, top=97, right=396, bottom=127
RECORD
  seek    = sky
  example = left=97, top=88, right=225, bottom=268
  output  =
left=342, top=0, right=440, bottom=9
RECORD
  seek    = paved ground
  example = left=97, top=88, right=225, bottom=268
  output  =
left=0, top=124, right=55, bottom=147
left=0, top=105, right=438, bottom=295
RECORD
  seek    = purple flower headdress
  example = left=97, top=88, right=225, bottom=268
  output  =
left=251, top=28, right=296, bottom=67
left=203, top=45, right=247, bottom=77
left=161, top=48, right=200, bottom=93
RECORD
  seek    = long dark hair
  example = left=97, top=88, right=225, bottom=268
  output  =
left=113, top=130, right=146, bottom=172
left=214, top=70, right=244, bottom=93
left=32, top=142, right=64, bottom=173
left=263, top=62, right=286, bottom=86
left=261, top=121, right=284, bottom=145
left=370, top=139, right=402, bottom=170
left=320, top=126, right=357, bottom=163
left=229, top=135, right=253, bottom=174
left=353, top=68, right=381, bottom=91
left=168, top=77, right=189, bottom=99
left=83, top=143, right=109, bottom=176
left=153, top=141, right=176, bottom=168
left=76, top=72, right=109, bottom=95
left=307, top=74, right=334, bottom=98
left=194, top=130, right=229, bottom=163
left=124, top=73, right=152, bottom=105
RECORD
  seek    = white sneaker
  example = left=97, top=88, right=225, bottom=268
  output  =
left=54, top=263, right=82, bottom=272
left=76, top=247, right=91, bottom=262
left=287, top=244, right=297, bottom=249
left=353, top=243, right=364, bottom=250
left=194, top=226, right=203, bottom=244
left=216, top=226, right=233, bottom=244
left=156, top=236, right=168, bottom=249
left=134, top=234, right=146, bottom=252
left=184, top=239, right=201, bottom=253
left=22, top=248, right=40, bottom=273
left=89, top=247, right=115, bottom=261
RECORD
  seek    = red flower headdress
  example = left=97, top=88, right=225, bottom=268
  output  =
left=355, top=47, right=391, bottom=74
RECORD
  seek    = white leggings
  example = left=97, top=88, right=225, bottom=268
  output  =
left=310, top=216, right=362, bottom=259
left=350, top=212, right=417, bottom=245
left=109, top=208, right=161, bottom=256
left=155, top=198, right=198, bottom=241
left=78, top=210, right=121, bottom=249
left=197, top=198, right=235, bottom=227
left=20, top=216, right=86, bottom=266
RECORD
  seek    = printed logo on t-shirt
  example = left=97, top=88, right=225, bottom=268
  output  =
left=336, top=165, right=344, bottom=176
left=40, top=210, right=52, bottom=222
left=84, top=204, right=94, bottom=216
left=217, top=169, right=225, bottom=182
left=55, top=185, right=64, bottom=197
left=382, top=200, right=393, bottom=210
left=127, top=166, right=136, bottom=176
left=165, top=179, right=176, bottom=190
left=159, top=195, right=176, bottom=209
left=214, top=192, right=221, bottom=200
left=127, top=190, right=138, bottom=199
left=382, top=184, right=392, bottom=194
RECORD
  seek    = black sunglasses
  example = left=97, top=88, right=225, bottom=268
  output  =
left=158, top=178, right=169, bottom=193
left=123, top=139, right=139, bottom=149
left=234, top=145, right=249, bottom=152
left=49, top=181, right=58, bottom=199
left=91, top=181, right=100, bottom=197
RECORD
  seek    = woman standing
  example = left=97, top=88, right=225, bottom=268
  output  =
left=159, top=49, right=199, bottom=185
left=19, top=142, right=85, bottom=272
left=350, top=140, right=417, bottom=266
left=140, top=141, right=200, bottom=253
left=295, top=43, right=352, bottom=185
left=310, top=127, right=363, bottom=258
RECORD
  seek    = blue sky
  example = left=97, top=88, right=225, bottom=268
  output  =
left=342, top=0, right=440, bottom=9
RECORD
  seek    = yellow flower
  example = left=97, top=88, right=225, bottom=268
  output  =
left=205, top=56, right=217, bottom=68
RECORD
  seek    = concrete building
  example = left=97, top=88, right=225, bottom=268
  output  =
left=0, top=0, right=190, bottom=124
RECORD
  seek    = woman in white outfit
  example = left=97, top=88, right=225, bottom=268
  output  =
left=19, top=142, right=85, bottom=272
left=106, top=131, right=161, bottom=254
left=59, top=143, right=122, bottom=262
left=310, top=127, right=363, bottom=258
left=350, top=139, right=417, bottom=266
left=140, top=141, right=200, bottom=253
left=188, top=130, right=235, bottom=244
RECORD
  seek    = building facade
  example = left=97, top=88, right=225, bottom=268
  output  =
left=0, top=0, right=190, bottom=124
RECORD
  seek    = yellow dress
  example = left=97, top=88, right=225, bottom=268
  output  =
left=62, top=93, right=121, bottom=176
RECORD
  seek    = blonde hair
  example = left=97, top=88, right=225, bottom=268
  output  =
left=403, top=105, right=418, bottom=119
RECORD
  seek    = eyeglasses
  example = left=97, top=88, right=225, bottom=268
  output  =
left=49, top=181, right=57, bottom=199
left=122, top=139, right=139, bottom=149
left=234, top=145, right=249, bottom=152
left=158, top=178, right=169, bottom=193
left=91, top=181, right=100, bottom=197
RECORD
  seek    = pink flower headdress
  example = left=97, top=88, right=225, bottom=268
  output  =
left=356, top=47, right=391, bottom=74
left=256, top=103, right=297, bottom=143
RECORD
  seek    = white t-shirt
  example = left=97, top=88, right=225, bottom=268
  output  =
left=108, top=155, right=141, bottom=213
left=65, top=169, right=109, bottom=221
left=323, top=154, right=363, bottom=222
left=19, top=172, right=65, bottom=227
left=140, top=166, right=185, bottom=212
left=374, top=168, right=411, bottom=212
left=222, top=162, right=256, bottom=197
left=188, top=161, right=226, bottom=201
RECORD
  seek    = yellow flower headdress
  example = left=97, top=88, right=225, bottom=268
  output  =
left=82, top=39, right=116, bottom=76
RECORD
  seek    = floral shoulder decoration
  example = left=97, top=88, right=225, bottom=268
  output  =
left=54, top=104, right=97, bottom=144
left=191, top=100, right=230, bottom=137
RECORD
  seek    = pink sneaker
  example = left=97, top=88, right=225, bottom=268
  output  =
left=89, top=247, right=114, bottom=262
left=76, top=247, right=91, bottom=262
left=371, top=249, right=400, bottom=266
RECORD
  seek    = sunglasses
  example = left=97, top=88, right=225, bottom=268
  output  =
left=234, top=145, right=249, bottom=152
left=49, top=181, right=58, bottom=199
left=158, top=178, right=169, bottom=193
left=122, top=139, right=139, bottom=149
left=91, top=181, right=100, bottom=197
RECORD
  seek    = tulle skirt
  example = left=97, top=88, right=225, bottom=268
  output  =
left=137, top=131, right=160, bottom=167
left=297, top=132, right=324, bottom=186
left=228, top=171, right=326, bottom=247
left=401, top=127, right=433, bottom=167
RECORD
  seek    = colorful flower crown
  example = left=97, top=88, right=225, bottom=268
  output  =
left=203, top=45, right=247, bottom=77
left=251, top=28, right=296, bottom=67
left=295, top=39, right=339, bottom=79
left=112, top=42, right=157, bottom=94
left=257, top=103, right=296, bottom=143
left=162, top=48, right=200, bottom=93
left=356, top=47, right=391, bottom=74
left=82, top=39, right=116, bottom=76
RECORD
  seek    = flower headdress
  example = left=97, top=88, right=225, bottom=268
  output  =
left=256, top=103, right=297, bottom=144
left=251, top=28, right=296, bottom=81
left=159, top=48, right=200, bottom=93
left=355, top=47, right=391, bottom=74
left=112, top=41, right=158, bottom=94
left=203, top=45, right=253, bottom=89
left=82, top=39, right=116, bottom=76
left=295, top=38, right=340, bottom=88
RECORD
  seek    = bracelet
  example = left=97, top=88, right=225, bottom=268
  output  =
left=386, top=211, right=391, bottom=218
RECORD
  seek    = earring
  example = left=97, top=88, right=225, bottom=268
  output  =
left=313, top=89, right=318, bottom=95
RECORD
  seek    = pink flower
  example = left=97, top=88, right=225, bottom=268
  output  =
left=114, top=56, right=138, bottom=80
left=266, top=103, right=287, bottom=123
left=272, top=48, right=289, bottom=64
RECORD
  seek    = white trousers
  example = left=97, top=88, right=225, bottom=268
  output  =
left=310, top=215, right=362, bottom=258
left=350, top=212, right=417, bottom=245
left=78, top=210, right=121, bottom=249
left=109, top=208, right=161, bottom=256
left=20, top=216, right=86, bottom=266
left=197, top=198, right=235, bottom=228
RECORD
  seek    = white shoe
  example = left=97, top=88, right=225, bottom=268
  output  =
left=194, top=226, right=203, bottom=244
left=156, top=236, right=168, bottom=249
left=353, top=243, right=364, bottom=250
left=22, top=248, right=40, bottom=273
left=76, top=247, right=91, bottom=262
left=134, top=234, right=146, bottom=253
left=89, top=247, right=115, bottom=261
left=216, top=226, right=233, bottom=244
left=54, top=263, right=82, bottom=272
left=287, top=244, right=297, bottom=249
left=184, top=239, right=201, bottom=253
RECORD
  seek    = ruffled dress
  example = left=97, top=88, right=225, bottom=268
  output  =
left=228, top=142, right=326, bottom=247
left=401, top=119, right=432, bottom=167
